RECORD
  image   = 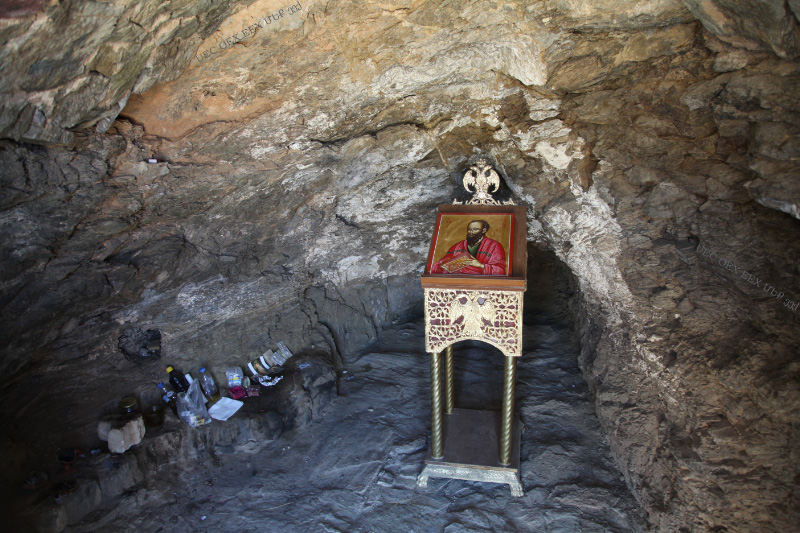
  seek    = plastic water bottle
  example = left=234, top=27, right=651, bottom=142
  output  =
left=198, top=367, right=220, bottom=403
left=157, top=382, right=178, bottom=415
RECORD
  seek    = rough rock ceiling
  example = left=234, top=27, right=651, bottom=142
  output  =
left=1, top=0, right=797, bottom=145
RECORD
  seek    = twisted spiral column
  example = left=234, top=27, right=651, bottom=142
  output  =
left=499, top=355, right=517, bottom=465
left=430, top=351, right=444, bottom=459
left=444, top=345, right=454, bottom=415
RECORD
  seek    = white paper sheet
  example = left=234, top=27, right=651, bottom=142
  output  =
left=208, top=397, right=244, bottom=421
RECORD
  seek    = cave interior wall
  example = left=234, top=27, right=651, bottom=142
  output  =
left=1, top=0, right=799, bottom=530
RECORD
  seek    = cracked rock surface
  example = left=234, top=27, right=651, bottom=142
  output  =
left=59, top=258, right=644, bottom=532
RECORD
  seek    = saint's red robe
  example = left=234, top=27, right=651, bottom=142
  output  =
left=430, top=237, right=507, bottom=275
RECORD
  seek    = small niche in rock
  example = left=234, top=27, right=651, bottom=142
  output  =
left=118, top=327, right=162, bottom=364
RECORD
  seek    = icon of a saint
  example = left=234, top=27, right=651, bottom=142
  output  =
left=429, top=220, right=506, bottom=275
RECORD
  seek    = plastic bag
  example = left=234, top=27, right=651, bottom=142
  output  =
left=177, top=379, right=211, bottom=427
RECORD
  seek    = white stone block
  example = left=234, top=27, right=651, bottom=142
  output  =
left=107, top=416, right=146, bottom=454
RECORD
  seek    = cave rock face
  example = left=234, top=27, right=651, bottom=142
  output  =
left=1, top=1, right=800, bottom=531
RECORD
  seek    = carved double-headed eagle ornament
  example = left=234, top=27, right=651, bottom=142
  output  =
left=450, top=292, right=496, bottom=337
left=454, top=159, right=515, bottom=206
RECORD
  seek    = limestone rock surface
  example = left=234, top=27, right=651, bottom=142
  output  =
left=683, top=0, right=800, bottom=59
left=0, top=0, right=251, bottom=143
left=1, top=1, right=799, bottom=532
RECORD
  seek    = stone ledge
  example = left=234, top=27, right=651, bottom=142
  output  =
left=18, top=352, right=337, bottom=533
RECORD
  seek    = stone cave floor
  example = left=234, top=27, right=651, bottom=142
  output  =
left=59, top=312, right=645, bottom=533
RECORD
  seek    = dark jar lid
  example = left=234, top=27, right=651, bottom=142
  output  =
left=118, top=396, right=140, bottom=414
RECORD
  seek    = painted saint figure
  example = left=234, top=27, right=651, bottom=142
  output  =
left=430, top=220, right=506, bottom=275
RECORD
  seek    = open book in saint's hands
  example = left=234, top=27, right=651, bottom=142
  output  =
left=439, top=252, right=475, bottom=273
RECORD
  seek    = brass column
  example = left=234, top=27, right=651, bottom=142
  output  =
left=443, top=345, right=454, bottom=415
left=430, top=351, right=444, bottom=459
left=499, top=355, right=517, bottom=465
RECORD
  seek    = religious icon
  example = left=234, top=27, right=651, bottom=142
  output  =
left=425, top=212, right=514, bottom=276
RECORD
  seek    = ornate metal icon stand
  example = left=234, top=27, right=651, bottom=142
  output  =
left=417, top=160, right=527, bottom=497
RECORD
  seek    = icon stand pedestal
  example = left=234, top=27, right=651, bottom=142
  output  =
left=418, top=201, right=527, bottom=497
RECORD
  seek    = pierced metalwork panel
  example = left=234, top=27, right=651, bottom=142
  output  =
left=425, top=288, right=523, bottom=357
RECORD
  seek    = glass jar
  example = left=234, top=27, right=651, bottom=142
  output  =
left=118, top=396, right=140, bottom=416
